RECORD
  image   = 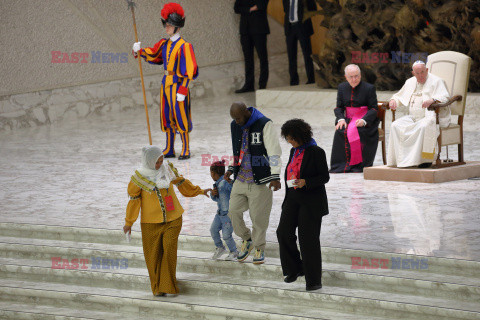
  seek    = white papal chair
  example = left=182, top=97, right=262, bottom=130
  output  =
left=426, top=51, right=472, bottom=168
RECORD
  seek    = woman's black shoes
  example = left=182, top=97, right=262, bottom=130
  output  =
left=284, top=271, right=304, bottom=283
left=306, top=284, right=322, bottom=291
left=284, top=271, right=322, bottom=290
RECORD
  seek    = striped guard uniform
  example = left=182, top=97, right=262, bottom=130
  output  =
left=139, top=36, right=198, bottom=157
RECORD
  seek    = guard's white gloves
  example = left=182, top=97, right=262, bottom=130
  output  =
left=132, top=42, right=141, bottom=53
left=176, top=93, right=186, bottom=102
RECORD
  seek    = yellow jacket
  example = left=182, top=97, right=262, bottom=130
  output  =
left=125, top=171, right=204, bottom=226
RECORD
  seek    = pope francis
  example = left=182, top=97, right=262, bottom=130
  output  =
left=387, top=61, right=451, bottom=168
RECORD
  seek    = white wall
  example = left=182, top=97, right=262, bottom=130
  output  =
left=0, top=0, right=284, bottom=96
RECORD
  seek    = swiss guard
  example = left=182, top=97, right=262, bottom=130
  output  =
left=133, top=2, right=198, bottom=160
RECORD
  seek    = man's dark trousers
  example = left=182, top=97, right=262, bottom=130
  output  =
left=241, top=33, right=268, bottom=89
left=286, top=22, right=314, bottom=85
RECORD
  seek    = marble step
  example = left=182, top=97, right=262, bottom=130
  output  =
left=2, top=275, right=480, bottom=320
left=0, top=301, right=156, bottom=320
left=0, top=237, right=480, bottom=286
left=1, top=223, right=479, bottom=279
left=1, top=225, right=480, bottom=319
left=0, top=279, right=388, bottom=320
left=1, top=238, right=480, bottom=302
left=2, top=260, right=480, bottom=319
left=1, top=234, right=479, bottom=288
left=3, top=251, right=480, bottom=308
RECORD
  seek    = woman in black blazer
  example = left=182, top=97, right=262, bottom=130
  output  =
left=277, top=119, right=330, bottom=291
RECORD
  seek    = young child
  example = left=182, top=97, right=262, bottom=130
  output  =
left=210, top=160, right=238, bottom=260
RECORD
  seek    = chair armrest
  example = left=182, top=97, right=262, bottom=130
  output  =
left=377, top=101, right=395, bottom=122
left=377, top=102, right=386, bottom=120
left=428, top=95, right=462, bottom=111
left=378, top=101, right=390, bottom=110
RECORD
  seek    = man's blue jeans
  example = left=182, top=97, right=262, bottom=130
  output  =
left=210, top=214, right=237, bottom=252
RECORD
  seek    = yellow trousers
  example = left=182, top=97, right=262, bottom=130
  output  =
left=141, top=217, right=182, bottom=295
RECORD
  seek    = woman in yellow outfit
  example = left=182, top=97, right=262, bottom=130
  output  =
left=123, top=146, right=210, bottom=296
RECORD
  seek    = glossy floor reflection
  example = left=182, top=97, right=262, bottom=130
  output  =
left=1, top=94, right=479, bottom=261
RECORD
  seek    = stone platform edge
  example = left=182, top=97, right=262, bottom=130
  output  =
left=364, top=161, right=480, bottom=183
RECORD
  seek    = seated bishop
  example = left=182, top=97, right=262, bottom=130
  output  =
left=330, top=64, right=379, bottom=173
left=387, top=61, right=451, bottom=168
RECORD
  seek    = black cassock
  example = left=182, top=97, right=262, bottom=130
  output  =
left=330, top=81, right=379, bottom=173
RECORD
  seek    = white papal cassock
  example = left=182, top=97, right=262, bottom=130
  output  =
left=387, top=73, right=450, bottom=167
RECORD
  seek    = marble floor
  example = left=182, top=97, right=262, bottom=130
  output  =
left=1, top=92, right=480, bottom=262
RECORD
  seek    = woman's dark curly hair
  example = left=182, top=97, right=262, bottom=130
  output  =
left=281, top=119, right=313, bottom=145
left=210, top=160, right=226, bottom=176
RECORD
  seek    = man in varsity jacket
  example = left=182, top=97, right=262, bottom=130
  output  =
left=224, top=102, right=282, bottom=264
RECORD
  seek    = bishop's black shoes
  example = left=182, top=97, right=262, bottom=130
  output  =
left=284, top=270, right=305, bottom=283
left=418, top=162, right=432, bottom=168
left=178, top=155, right=190, bottom=160
left=163, top=154, right=176, bottom=158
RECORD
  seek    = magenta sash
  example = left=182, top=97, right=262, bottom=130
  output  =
left=346, top=106, right=368, bottom=166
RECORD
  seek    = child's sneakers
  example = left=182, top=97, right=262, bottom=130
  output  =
left=252, top=249, right=265, bottom=264
left=224, top=250, right=238, bottom=261
left=212, top=247, right=227, bottom=260
left=237, top=240, right=253, bottom=262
